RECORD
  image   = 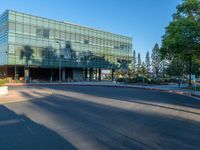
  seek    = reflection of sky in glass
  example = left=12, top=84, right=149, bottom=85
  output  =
left=2, top=10, right=132, bottom=69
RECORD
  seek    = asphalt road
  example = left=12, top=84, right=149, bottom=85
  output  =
left=1, top=86, right=200, bottom=150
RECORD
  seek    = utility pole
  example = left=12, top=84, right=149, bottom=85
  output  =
left=56, top=41, right=62, bottom=83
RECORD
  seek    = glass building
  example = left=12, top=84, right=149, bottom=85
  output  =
left=0, top=10, right=132, bottom=81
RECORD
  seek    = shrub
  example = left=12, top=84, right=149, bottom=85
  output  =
left=116, top=78, right=127, bottom=83
left=0, top=79, right=6, bottom=86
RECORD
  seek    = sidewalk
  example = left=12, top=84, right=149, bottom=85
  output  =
left=0, top=87, right=52, bottom=104
left=145, top=84, right=200, bottom=99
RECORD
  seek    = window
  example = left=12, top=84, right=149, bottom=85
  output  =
left=49, top=29, right=55, bottom=39
left=37, top=19, right=43, bottom=26
left=15, top=45, right=22, bottom=56
left=23, top=37, right=30, bottom=45
left=43, top=28, right=49, bottom=39
left=43, top=21, right=49, bottom=27
left=37, top=47, right=42, bottom=59
left=42, top=48, right=49, bottom=59
left=24, top=17, right=30, bottom=24
left=55, top=30, right=60, bottom=39
left=9, top=45, right=15, bottom=54
left=8, top=14, right=15, bottom=21
left=30, top=26, right=36, bottom=36
left=84, top=39, right=89, bottom=44
left=8, top=22, right=15, bottom=33
left=31, top=17, right=37, bottom=25
left=36, top=28, right=43, bottom=38
left=23, top=24, right=30, bottom=35
left=16, top=23, right=23, bottom=34
left=9, top=36, right=15, bottom=43
left=36, top=27, right=49, bottom=39
left=61, top=32, right=65, bottom=40
left=16, top=15, right=23, bottom=23
left=16, top=36, right=23, bottom=44
left=30, top=39, right=36, bottom=45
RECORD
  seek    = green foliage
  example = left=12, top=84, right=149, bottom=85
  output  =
left=145, top=51, right=150, bottom=74
left=161, top=0, right=200, bottom=60
left=0, top=79, right=6, bottom=86
left=116, top=77, right=171, bottom=85
left=137, top=53, right=141, bottom=75
left=166, top=57, right=187, bottom=77
left=132, top=50, right=137, bottom=76
left=151, top=43, right=161, bottom=78
left=139, top=62, right=148, bottom=77
left=20, top=46, right=34, bottom=66
left=161, top=0, right=200, bottom=84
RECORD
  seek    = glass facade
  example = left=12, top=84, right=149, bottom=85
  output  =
left=0, top=10, right=8, bottom=65
left=2, top=10, right=132, bottom=70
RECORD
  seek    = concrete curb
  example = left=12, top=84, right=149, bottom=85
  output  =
left=6, top=83, right=200, bottom=100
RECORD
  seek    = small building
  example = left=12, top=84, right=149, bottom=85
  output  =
left=0, top=10, right=132, bottom=82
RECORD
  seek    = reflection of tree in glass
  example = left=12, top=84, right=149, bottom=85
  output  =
left=20, top=45, right=34, bottom=66
left=118, top=59, right=129, bottom=72
left=79, top=51, right=93, bottom=65
left=41, top=47, right=51, bottom=65
left=78, top=51, right=115, bottom=68
left=48, top=46, right=54, bottom=60
left=64, top=42, right=76, bottom=61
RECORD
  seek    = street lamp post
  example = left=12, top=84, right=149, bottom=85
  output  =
left=14, top=63, right=17, bottom=80
left=56, top=41, right=62, bottom=83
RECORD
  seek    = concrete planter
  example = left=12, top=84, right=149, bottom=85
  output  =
left=0, top=86, right=8, bottom=96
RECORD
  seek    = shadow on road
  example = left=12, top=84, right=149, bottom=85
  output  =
left=2, top=86, right=200, bottom=150
left=0, top=105, right=77, bottom=150
left=52, top=86, right=200, bottom=110
left=24, top=92, right=200, bottom=150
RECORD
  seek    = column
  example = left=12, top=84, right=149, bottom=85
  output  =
left=112, top=69, right=115, bottom=81
left=96, top=68, right=98, bottom=80
left=14, top=65, right=18, bottom=80
left=62, top=69, right=66, bottom=81
left=84, top=68, right=88, bottom=81
left=98, top=68, right=101, bottom=81
left=24, top=66, right=29, bottom=83
left=89, top=68, right=93, bottom=81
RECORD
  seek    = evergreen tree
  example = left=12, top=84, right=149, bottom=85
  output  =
left=132, top=50, right=136, bottom=71
left=151, top=43, right=161, bottom=78
left=141, top=62, right=147, bottom=78
left=160, top=59, right=168, bottom=79
left=137, top=53, right=141, bottom=75
left=132, top=50, right=137, bottom=76
left=145, top=51, right=150, bottom=75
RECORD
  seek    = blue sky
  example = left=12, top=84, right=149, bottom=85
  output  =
left=0, top=0, right=182, bottom=60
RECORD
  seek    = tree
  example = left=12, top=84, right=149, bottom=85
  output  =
left=161, top=0, right=200, bottom=86
left=137, top=53, right=141, bottom=75
left=166, top=56, right=188, bottom=87
left=160, top=59, right=168, bottom=79
left=145, top=51, right=150, bottom=76
left=140, top=62, right=147, bottom=82
left=166, top=57, right=187, bottom=78
left=151, top=43, right=161, bottom=78
left=133, top=50, right=137, bottom=72
left=126, top=50, right=137, bottom=79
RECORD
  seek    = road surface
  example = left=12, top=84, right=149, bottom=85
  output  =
left=0, top=86, right=200, bottom=150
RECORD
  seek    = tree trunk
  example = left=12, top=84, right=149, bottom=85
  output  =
left=188, top=54, right=192, bottom=87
